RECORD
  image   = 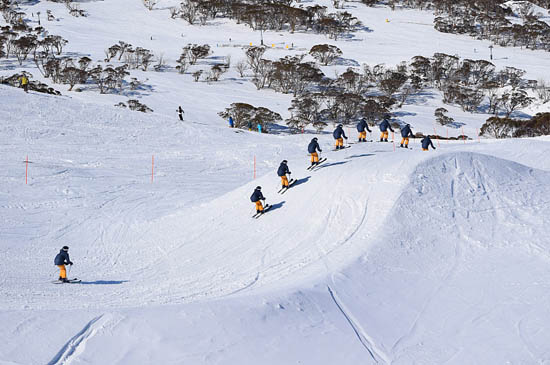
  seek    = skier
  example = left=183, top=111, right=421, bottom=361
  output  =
left=379, top=117, right=394, bottom=142
left=54, top=246, right=73, bottom=283
left=333, top=124, right=348, bottom=149
left=421, top=135, right=436, bottom=151
left=228, top=116, right=234, bottom=128
left=277, top=160, right=291, bottom=189
left=400, top=123, right=414, bottom=148
left=19, top=74, right=29, bottom=93
left=308, top=137, right=322, bottom=166
left=250, top=186, right=266, bottom=214
left=177, top=106, right=184, bottom=121
left=356, top=118, right=372, bottom=142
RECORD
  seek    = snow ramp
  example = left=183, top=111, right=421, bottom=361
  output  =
left=324, top=152, right=550, bottom=364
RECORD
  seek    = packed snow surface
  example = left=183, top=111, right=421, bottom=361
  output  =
left=2, top=86, right=550, bottom=364
left=1, top=0, right=550, bottom=363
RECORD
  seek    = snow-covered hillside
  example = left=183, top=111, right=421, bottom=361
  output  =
left=2, top=0, right=550, bottom=364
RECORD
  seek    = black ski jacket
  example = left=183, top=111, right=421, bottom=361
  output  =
left=308, top=140, right=322, bottom=154
left=400, top=125, right=414, bottom=138
left=356, top=119, right=371, bottom=133
left=332, top=126, right=347, bottom=139
left=379, top=119, right=394, bottom=132
left=277, top=163, right=290, bottom=177
left=421, top=136, right=435, bottom=149
left=250, top=190, right=265, bottom=203
left=54, top=249, right=72, bottom=266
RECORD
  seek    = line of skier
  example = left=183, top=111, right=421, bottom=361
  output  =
left=251, top=116, right=436, bottom=215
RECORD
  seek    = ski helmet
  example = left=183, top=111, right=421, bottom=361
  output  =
left=256, top=186, right=262, bottom=190
left=338, top=124, right=343, bottom=128
left=282, top=160, right=287, bottom=164
left=312, top=137, right=318, bottom=141
left=62, top=246, right=69, bottom=251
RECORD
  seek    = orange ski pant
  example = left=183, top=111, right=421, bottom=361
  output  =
left=281, top=175, right=289, bottom=187
left=255, top=201, right=264, bottom=212
left=58, top=265, right=66, bottom=279
left=310, top=152, right=319, bottom=163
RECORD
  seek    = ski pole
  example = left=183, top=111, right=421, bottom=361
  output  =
left=68, top=264, right=72, bottom=279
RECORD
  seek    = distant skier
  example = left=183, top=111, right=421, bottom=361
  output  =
left=356, top=118, right=372, bottom=142
left=421, top=135, right=436, bottom=151
left=54, top=246, right=73, bottom=283
left=400, top=123, right=414, bottom=148
left=257, top=123, right=262, bottom=133
left=228, top=116, right=234, bottom=128
left=177, top=106, right=184, bottom=121
left=379, top=117, right=394, bottom=142
left=277, top=160, right=291, bottom=189
left=333, top=124, right=347, bottom=149
left=250, top=186, right=266, bottom=214
left=308, top=137, right=322, bottom=166
left=19, top=74, right=29, bottom=93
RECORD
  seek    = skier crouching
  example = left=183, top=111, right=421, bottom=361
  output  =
left=308, top=137, right=322, bottom=166
left=54, top=246, right=73, bottom=282
left=277, top=160, right=291, bottom=189
left=421, top=135, right=436, bottom=151
left=250, top=186, right=266, bottom=214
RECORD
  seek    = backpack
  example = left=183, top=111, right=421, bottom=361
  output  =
left=250, top=192, right=258, bottom=202
left=332, top=129, right=339, bottom=139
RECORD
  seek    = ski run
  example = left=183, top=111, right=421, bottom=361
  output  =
left=1, top=0, right=550, bottom=364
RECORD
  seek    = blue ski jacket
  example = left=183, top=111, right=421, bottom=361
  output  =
left=379, top=119, right=394, bottom=132
left=54, top=249, right=72, bottom=266
left=308, top=140, right=322, bottom=154
left=277, top=163, right=290, bottom=177
left=356, top=119, right=371, bottom=133
left=421, top=136, right=435, bottom=149
left=332, top=126, right=347, bottom=139
left=250, top=190, right=265, bottom=202
left=400, top=125, right=414, bottom=138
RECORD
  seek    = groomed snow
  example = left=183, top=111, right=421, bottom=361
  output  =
left=2, top=0, right=550, bottom=363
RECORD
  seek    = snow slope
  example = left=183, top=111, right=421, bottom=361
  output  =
left=2, top=0, right=550, bottom=363
left=2, top=85, right=550, bottom=363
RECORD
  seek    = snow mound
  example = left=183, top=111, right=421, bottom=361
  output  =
left=329, top=152, right=550, bottom=363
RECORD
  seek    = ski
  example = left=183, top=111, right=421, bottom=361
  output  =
left=253, top=204, right=272, bottom=219
left=332, top=146, right=351, bottom=151
left=307, top=158, right=327, bottom=170
left=280, top=179, right=298, bottom=194
left=52, top=278, right=81, bottom=284
left=252, top=204, right=271, bottom=218
left=277, top=179, right=295, bottom=193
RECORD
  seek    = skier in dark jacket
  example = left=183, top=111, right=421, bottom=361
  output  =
left=400, top=124, right=414, bottom=148
left=250, top=186, right=266, bottom=214
left=333, top=124, right=348, bottom=149
left=356, top=118, right=372, bottom=142
left=177, top=106, right=184, bottom=121
left=421, top=135, right=436, bottom=151
left=54, top=246, right=73, bottom=282
left=379, top=118, right=394, bottom=142
left=277, top=160, right=291, bottom=189
left=308, top=137, right=322, bottom=166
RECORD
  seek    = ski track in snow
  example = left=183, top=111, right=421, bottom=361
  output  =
left=327, top=285, right=389, bottom=364
left=47, top=313, right=121, bottom=365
